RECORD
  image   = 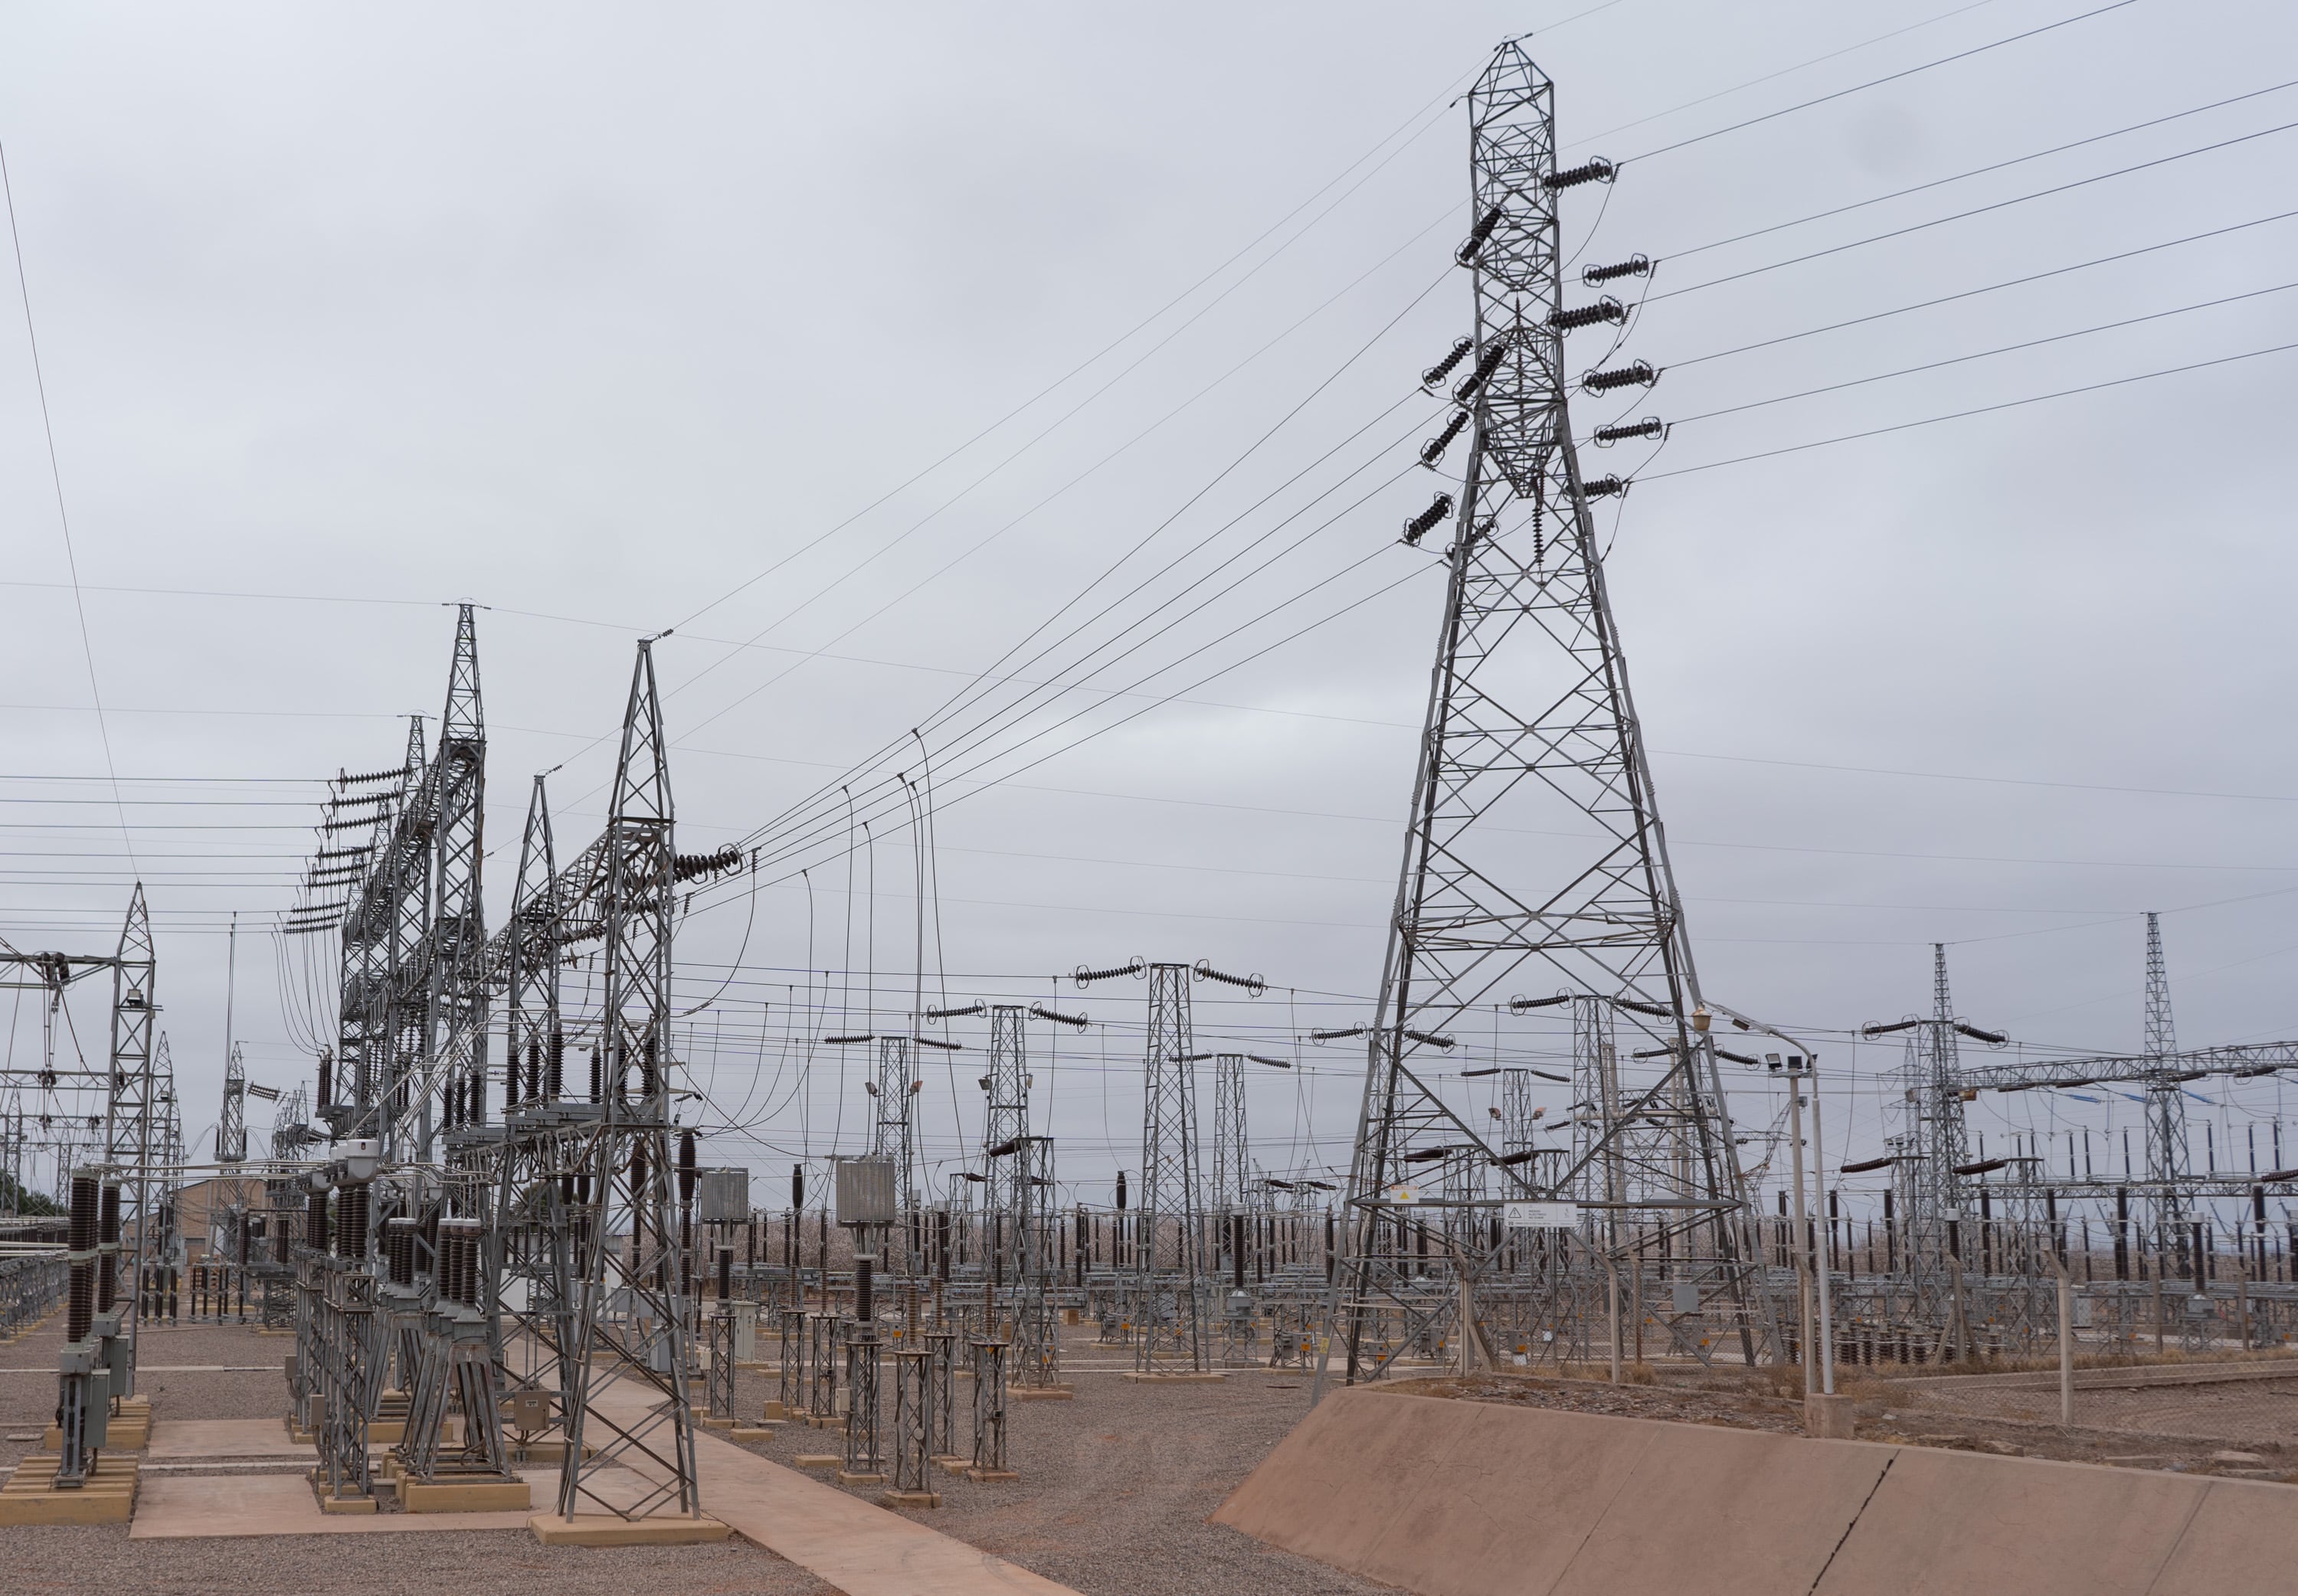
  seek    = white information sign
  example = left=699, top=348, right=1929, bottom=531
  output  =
left=1504, top=1201, right=1579, bottom=1231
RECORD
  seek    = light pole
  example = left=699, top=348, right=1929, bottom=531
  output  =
left=1696, top=1002, right=1836, bottom=1400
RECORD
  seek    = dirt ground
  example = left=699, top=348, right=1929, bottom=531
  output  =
left=723, top=1354, right=1389, bottom=1596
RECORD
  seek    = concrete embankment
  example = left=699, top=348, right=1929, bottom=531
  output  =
left=1213, top=1386, right=2296, bottom=1594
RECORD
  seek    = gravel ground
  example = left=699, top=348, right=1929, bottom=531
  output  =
left=0, top=1317, right=829, bottom=1594
left=4, top=1316, right=1373, bottom=1596
left=723, top=1342, right=1392, bottom=1596
left=5, top=1526, right=830, bottom=1596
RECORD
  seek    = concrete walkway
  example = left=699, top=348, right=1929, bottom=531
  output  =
left=688, top=1430, right=1078, bottom=1596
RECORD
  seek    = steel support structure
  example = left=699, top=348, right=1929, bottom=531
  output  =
left=1320, top=41, right=1768, bottom=1396
left=1135, top=963, right=1206, bottom=1373
left=552, top=639, right=703, bottom=1526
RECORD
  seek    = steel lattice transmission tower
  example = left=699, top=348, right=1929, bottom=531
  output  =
left=1210, top=1052, right=1248, bottom=1215
left=421, top=603, right=487, bottom=1160
left=1890, top=946, right=1973, bottom=1321
left=872, top=1035, right=917, bottom=1228
left=103, top=884, right=157, bottom=1392
left=2141, top=911, right=2189, bottom=1248
left=982, top=1006, right=1027, bottom=1276
left=1321, top=41, right=1769, bottom=1390
left=1136, top=963, right=1205, bottom=1373
left=555, top=639, right=702, bottom=1526
left=1075, top=957, right=1260, bottom=1374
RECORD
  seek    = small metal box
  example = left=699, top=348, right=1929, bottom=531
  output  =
left=835, top=1157, right=896, bottom=1226
left=696, top=1166, right=749, bottom=1223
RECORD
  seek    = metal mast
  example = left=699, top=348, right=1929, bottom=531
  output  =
left=1136, top=963, right=1204, bottom=1373
left=220, top=1045, right=247, bottom=1164
left=983, top=1005, right=1027, bottom=1275
left=421, top=603, right=487, bottom=1158
left=496, top=774, right=571, bottom=1410
left=556, top=638, right=701, bottom=1526
left=103, top=884, right=155, bottom=1392
left=1211, top=1053, right=1248, bottom=1215
left=872, top=1035, right=917, bottom=1225
left=2141, top=911, right=2189, bottom=1252
left=1322, top=39, right=1763, bottom=1390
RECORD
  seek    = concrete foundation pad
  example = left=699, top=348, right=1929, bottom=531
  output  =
left=318, top=1493, right=379, bottom=1514
left=527, top=1511, right=731, bottom=1546
left=129, top=1468, right=560, bottom=1538
left=967, top=1467, right=1019, bottom=1483
left=792, top=1454, right=840, bottom=1470
left=697, top=1415, right=737, bottom=1430
left=728, top=1427, right=776, bottom=1441
left=401, top=1478, right=532, bottom=1513
left=0, top=1454, right=139, bottom=1526
left=878, top=1489, right=941, bottom=1509
left=835, top=1470, right=885, bottom=1486
left=1012, top=1386, right=1075, bottom=1401
left=1118, top=1371, right=1226, bottom=1384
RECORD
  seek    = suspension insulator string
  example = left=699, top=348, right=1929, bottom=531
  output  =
left=1453, top=338, right=1513, bottom=404
left=1455, top=204, right=1505, bottom=267
left=1582, top=359, right=1658, bottom=394
left=1402, top=492, right=1455, bottom=547
left=1583, top=253, right=1651, bottom=286
left=1548, top=296, right=1626, bottom=332
left=1421, top=336, right=1473, bottom=390
left=1593, top=417, right=1666, bottom=446
left=1419, top=409, right=1472, bottom=469
left=1544, top=157, right=1615, bottom=191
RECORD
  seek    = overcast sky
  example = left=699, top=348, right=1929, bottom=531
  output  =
left=5, top=0, right=2296, bottom=1211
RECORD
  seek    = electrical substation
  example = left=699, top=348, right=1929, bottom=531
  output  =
left=4, top=12, right=2297, bottom=1595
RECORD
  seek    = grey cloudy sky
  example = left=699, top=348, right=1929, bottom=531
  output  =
left=4, top=0, right=2295, bottom=1205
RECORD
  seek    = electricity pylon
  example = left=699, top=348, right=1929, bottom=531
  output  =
left=1877, top=946, right=1977, bottom=1327
left=1320, top=41, right=1769, bottom=1392
left=421, top=603, right=487, bottom=1158
left=104, top=884, right=156, bottom=1392
left=2141, top=911, right=2189, bottom=1250
left=555, top=639, right=702, bottom=1525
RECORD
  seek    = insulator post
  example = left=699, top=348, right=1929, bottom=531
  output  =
left=1579, top=474, right=1628, bottom=499
left=1544, top=157, right=1615, bottom=191
left=1581, top=359, right=1657, bottom=394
